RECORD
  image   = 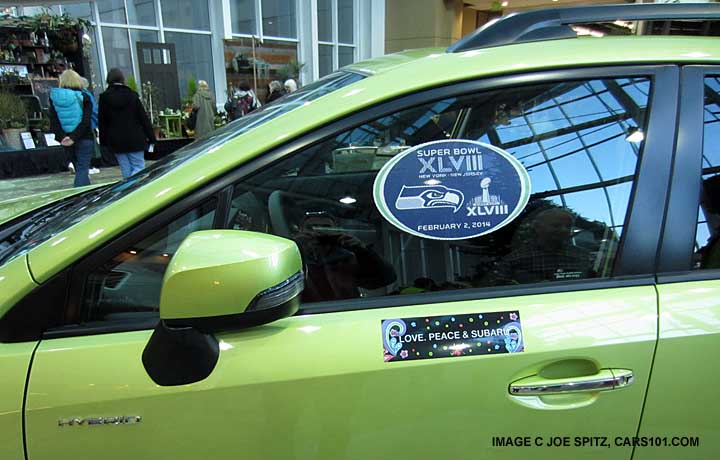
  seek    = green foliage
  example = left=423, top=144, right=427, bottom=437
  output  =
left=277, top=59, right=305, bottom=81
left=184, top=75, right=197, bottom=106
left=126, top=75, right=139, bottom=93
left=0, top=92, right=27, bottom=129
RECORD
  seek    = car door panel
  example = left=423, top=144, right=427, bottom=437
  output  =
left=635, top=281, right=719, bottom=459
left=1, top=342, right=35, bottom=460
left=26, top=285, right=656, bottom=460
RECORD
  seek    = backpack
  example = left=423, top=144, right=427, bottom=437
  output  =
left=81, top=88, right=99, bottom=130
left=237, top=94, right=255, bottom=116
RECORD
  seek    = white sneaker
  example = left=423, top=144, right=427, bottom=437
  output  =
left=68, top=162, right=75, bottom=173
left=89, top=167, right=100, bottom=174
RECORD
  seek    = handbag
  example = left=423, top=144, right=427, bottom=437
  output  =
left=187, top=108, right=198, bottom=130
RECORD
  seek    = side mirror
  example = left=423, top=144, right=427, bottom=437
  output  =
left=159, top=230, right=304, bottom=330
left=143, top=230, right=303, bottom=386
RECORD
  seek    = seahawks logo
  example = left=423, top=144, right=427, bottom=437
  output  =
left=395, top=185, right=464, bottom=212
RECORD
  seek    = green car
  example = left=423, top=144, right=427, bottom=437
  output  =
left=1, top=4, right=719, bottom=459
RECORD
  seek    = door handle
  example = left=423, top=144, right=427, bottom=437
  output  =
left=509, top=368, right=634, bottom=396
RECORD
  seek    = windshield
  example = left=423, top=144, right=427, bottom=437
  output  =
left=0, top=71, right=366, bottom=267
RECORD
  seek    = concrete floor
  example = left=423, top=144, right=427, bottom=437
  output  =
left=0, top=166, right=125, bottom=203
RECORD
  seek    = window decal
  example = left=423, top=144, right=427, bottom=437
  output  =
left=373, top=140, right=531, bottom=240
left=382, top=311, right=524, bottom=362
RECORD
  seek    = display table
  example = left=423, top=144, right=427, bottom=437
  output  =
left=159, top=114, right=183, bottom=138
left=0, top=146, right=69, bottom=179
left=146, top=137, right=194, bottom=161
left=0, top=138, right=195, bottom=179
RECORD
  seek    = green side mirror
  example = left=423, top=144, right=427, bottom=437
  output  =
left=159, top=230, right=304, bottom=330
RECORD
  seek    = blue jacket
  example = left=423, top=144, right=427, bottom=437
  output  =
left=50, top=88, right=83, bottom=133
left=81, top=88, right=99, bottom=130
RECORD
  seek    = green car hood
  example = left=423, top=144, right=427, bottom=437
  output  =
left=0, top=185, right=106, bottom=227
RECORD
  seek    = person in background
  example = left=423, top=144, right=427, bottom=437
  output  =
left=98, top=69, right=155, bottom=179
left=266, top=80, right=284, bottom=104
left=49, top=69, right=95, bottom=187
left=284, top=78, right=298, bottom=94
left=192, top=80, right=216, bottom=139
left=80, top=77, right=100, bottom=175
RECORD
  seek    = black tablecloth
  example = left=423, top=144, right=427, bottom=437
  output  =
left=0, top=147, right=70, bottom=179
left=0, top=138, right=194, bottom=179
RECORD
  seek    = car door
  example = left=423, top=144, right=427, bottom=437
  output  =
left=22, top=66, right=678, bottom=460
left=635, top=67, right=720, bottom=458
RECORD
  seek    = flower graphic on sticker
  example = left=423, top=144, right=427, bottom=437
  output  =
left=400, top=350, right=409, bottom=359
left=509, top=312, right=518, bottom=321
left=382, top=319, right=407, bottom=360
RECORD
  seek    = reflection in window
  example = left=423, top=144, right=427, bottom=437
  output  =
left=230, top=0, right=256, bottom=35
left=229, top=77, right=651, bottom=304
left=82, top=200, right=217, bottom=323
left=319, top=44, right=333, bottom=78
left=165, top=32, right=213, bottom=100
left=126, top=0, right=157, bottom=26
left=160, top=0, right=210, bottom=30
left=338, top=0, right=354, bottom=44
left=98, top=0, right=127, bottom=24
left=223, top=38, right=298, bottom=102
left=102, top=27, right=133, bottom=82
left=318, top=0, right=332, bottom=42
left=262, top=0, right=296, bottom=38
left=694, top=76, right=720, bottom=269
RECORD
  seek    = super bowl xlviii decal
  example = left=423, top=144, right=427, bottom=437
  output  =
left=373, top=140, right=531, bottom=240
left=382, top=311, right=523, bottom=362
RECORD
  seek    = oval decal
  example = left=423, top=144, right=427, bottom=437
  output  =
left=373, top=140, right=531, bottom=240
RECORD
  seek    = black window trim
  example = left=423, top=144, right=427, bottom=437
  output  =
left=34, top=64, right=678, bottom=339
left=657, top=65, right=720, bottom=283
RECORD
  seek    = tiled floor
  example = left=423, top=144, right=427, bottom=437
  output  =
left=0, top=166, right=125, bottom=203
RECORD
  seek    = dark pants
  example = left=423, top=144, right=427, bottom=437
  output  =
left=71, top=139, right=94, bottom=187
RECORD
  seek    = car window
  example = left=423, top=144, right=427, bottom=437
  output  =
left=0, top=71, right=365, bottom=268
left=228, top=77, right=651, bottom=304
left=694, top=76, right=720, bottom=269
left=80, top=199, right=217, bottom=324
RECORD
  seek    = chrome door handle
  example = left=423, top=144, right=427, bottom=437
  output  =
left=509, top=369, right=634, bottom=396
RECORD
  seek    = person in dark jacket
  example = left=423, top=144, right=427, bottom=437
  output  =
left=98, top=68, right=156, bottom=179
left=266, top=80, right=284, bottom=104
left=49, top=70, right=94, bottom=187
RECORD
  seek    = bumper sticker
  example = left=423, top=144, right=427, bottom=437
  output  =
left=373, top=139, right=531, bottom=240
left=382, top=311, right=523, bottom=362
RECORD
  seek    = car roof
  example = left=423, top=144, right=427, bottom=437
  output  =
left=26, top=35, right=720, bottom=282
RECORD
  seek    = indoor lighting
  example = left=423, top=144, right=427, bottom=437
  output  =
left=339, top=196, right=357, bottom=205
left=625, top=128, right=645, bottom=143
left=501, top=1, right=509, bottom=6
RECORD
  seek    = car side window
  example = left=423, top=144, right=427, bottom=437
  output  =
left=694, top=76, right=720, bottom=269
left=80, top=199, right=217, bottom=323
left=229, top=77, right=651, bottom=305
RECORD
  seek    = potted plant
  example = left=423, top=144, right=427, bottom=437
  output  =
left=0, top=92, right=28, bottom=150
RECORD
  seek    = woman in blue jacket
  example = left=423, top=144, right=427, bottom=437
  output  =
left=49, top=70, right=95, bottom=187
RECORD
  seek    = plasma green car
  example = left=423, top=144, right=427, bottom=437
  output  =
left=1, top=4, right=719, bottom=459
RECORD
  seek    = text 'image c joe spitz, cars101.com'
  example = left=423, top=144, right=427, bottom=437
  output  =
left=1, top=3, right=720, bottom=460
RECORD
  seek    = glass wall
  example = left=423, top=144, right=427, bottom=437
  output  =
left=227, top=0, right=300, bottom=102
left=16, top=0, right=374, bottom=111
left=35, top=0, right=219, bottom=107
left=165, top=32, right=214, bottom=100
left=316, top=0, right=356, bottom=78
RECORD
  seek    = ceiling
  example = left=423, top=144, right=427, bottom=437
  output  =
left=463, top=0, right=626, bottom=12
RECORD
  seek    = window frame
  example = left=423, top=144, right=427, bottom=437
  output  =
left=658, top=65, right=720, bottom=282
left=32, top=64, right=679, bottom=339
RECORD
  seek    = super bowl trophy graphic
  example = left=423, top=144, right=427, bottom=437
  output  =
left=480, top=177, right=492, bottom=204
